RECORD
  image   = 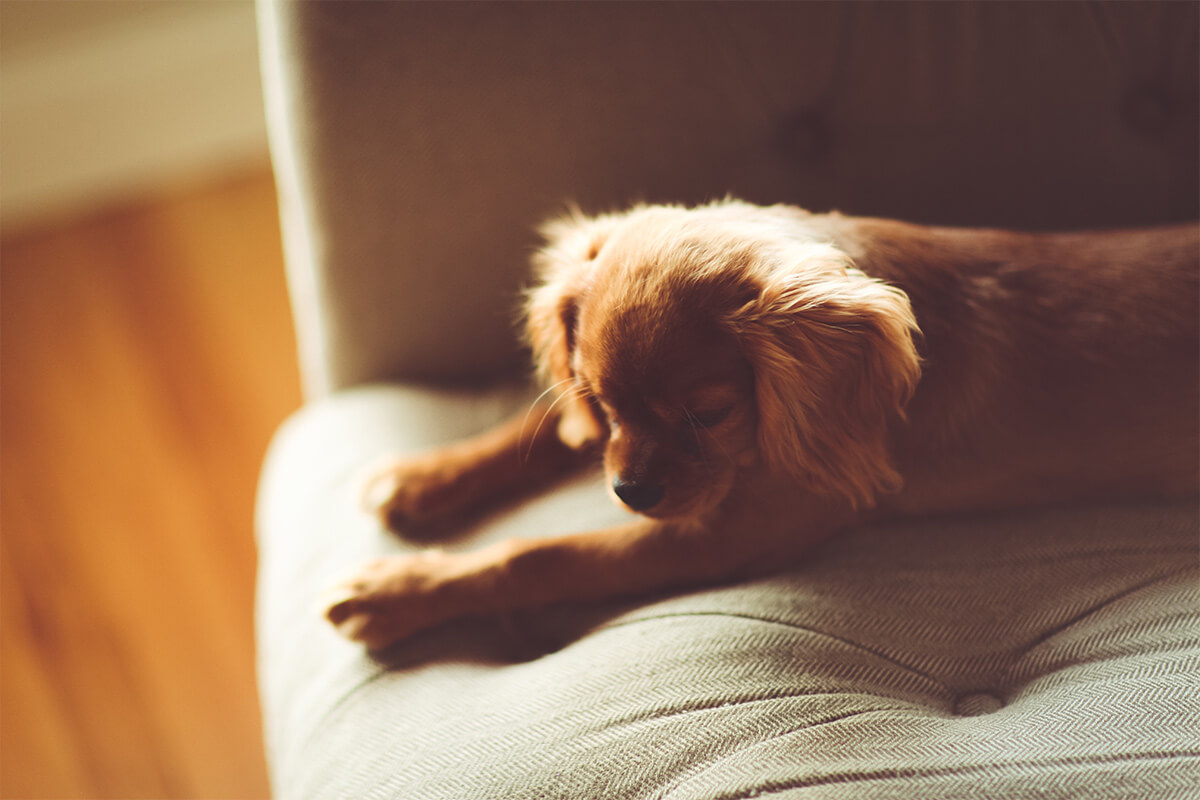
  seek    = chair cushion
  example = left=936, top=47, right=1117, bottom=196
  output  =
left=255, top=384, right=1199, bottom=799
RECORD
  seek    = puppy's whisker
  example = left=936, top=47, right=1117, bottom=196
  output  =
left=681, top=406, right=712, bottom=465
left=520, top=377, right=575, bottom=446
left=708, top=434, right=735, bottom=468
left=535, top=377, right=576, bottom=406
left=525, top=390, right=570, bottom=462
left=522, top=384, right=582, bottom=463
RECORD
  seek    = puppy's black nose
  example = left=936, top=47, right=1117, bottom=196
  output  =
left=612, top=477, right=665, bottom=512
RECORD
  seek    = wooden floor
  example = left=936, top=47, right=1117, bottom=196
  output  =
left=1, top=170, right=299, bottom=800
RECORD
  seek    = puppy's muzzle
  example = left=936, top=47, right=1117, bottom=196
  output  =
left=612, top=477, right=665, bottom=512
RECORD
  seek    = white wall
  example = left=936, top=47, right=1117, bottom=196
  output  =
left=1, top=0, right=269, bottom=231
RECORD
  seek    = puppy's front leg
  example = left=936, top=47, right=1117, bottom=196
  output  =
left=325, top=521, right=708, bottom=649
left=327, top=489, right=851, bottom=650
left=362, top=402, right=589, bottom=531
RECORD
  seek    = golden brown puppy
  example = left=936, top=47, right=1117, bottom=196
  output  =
left=327, top=200, right=1199, bottom=649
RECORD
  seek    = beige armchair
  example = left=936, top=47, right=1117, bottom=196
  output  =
left=255, top=3, right=1199, bottom=797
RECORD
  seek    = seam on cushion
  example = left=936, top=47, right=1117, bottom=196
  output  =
left=598, top=611, right=950, bottom=695
left=657, top=707, right=901, bottom=800
left=714, top=750, right=1200, bottom=800
left=861, top=501, right=1196, bottom=554
left=1010, top=612, right=1200, bottom=688
left=599, top=689, right=927, bottom=734
left=818, top=543, right=1197, bottom=574
left=291, top=665, right=396, bottom=760
left=1016, top=565, right=1198, bottom=658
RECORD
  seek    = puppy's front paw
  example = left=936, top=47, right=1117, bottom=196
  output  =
left=323, top=551, right=452, bottom=650
left=361, top=455, right=476, bottom=532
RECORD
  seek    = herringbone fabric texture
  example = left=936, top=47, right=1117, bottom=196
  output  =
left=256, top=386, right=1200, bottom=799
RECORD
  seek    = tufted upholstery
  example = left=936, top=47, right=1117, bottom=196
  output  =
left=255, top=3, right=1200, bottom=798
left=257, top=386, right=1199, bottom=799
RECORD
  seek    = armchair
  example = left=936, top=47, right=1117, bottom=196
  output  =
left=255, top=3, right=1199, bottom=797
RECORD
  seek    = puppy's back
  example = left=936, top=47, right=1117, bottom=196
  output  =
left=830, top=215, right=1200, bottom=512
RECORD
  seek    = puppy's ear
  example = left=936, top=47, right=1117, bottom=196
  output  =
left=524, top=211, right=608, bottom=449
left=728, top=246, right=921, bottom=508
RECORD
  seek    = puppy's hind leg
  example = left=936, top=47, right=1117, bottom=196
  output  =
left=362, top=402, right=592, bottom=535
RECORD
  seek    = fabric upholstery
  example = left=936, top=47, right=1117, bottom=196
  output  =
left=255, top=2, right=1200, bottom=797
left=257, top=386, right=1200, bottom=799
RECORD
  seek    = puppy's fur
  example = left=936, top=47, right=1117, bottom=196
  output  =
left=328, top=201, right=1198, bottom=649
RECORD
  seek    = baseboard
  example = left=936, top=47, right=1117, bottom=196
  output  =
left=1, top=1, right=269, bottom=232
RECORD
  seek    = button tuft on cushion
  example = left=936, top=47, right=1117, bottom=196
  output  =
left=1121, top=83, right=1173, bottom=138
left=775, top=109, right=831, bottom=164
left=953, top=691, right=1004, bottom=717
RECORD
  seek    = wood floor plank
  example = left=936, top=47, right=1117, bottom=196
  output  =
left=1, top=169, right=296, bottom=799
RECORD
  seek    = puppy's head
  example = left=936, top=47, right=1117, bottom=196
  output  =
left=526, top=201, right=920, bottom=520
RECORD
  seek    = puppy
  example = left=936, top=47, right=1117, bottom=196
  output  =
left=326, top=200, right=1199, bottom=650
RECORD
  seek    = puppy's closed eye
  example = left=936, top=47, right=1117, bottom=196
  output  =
left=686, top=406, right=732, bottom=429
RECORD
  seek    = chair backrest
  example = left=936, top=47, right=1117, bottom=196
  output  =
left=259, top=0, right=1199, bottom=398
